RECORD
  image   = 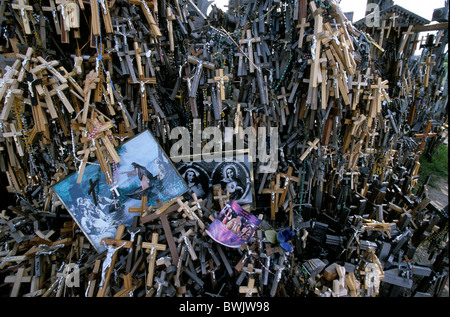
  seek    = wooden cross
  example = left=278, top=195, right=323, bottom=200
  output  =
left=398, top=25, right=415, bottom=56
left=86, top=259, right=101, bottom=297
left=414, top=120, right=438, bottom=154
left=97, top=225, right=133, bottom=296
left=239, top=277, right=258, bottom=297
left=4, top=267, right=32, bottom=297
left=299, top=138, right=320, bottom=161
left=177, top=228, right=197, bottom=261
left=140, top=199, right=180, bottom=264
left=296, top=17, right=310, bottom=48
left=276, top=87, right=291, bottom=126
left=90, top=0, right=113, bottom=36
left=176, top=197, right=205, bottom=230
left=421, top=55, right=436, bottom=88
left=211, top=69, right=230, bottom=101
left=142, top=232, right=167, bottom=287
left=239, top=29, right=261, bottom=73
left=12, top=0, right=33, bottom=34
left=82, top=70, right=100, bottom=124
left=42, top=0, right=61, bottom=34
left=186, top=55, right=215, bottom=99
left=129, top=195, right=148, bottom=217
left=369, top=77, right=389, bottom=126
left=262, top=178, right=284, bottom=220
left=213, top=184, right=229, bottom=210
left=278, top=166, right=300, bottom=207
left=18, top=71, right=42, bottom=107
left=2, top=122, right=24, bottom=157
left=129, top=0, right=161, bottom=38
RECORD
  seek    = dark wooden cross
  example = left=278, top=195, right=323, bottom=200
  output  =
left=140, top=199, right=180, bottom=264
left=278, top=166, right=300, bottom=207
left=88, top=178, right=98, bottom=206
left=414, top=120, right=438, bottom=154
left=263, top=178, right=285, bottom=221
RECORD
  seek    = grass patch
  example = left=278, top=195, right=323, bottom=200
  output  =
left=418, top=144, right=448, bottom=188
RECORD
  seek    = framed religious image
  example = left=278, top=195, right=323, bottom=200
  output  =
left=52, top=130, right=188, bottom=253
left=174, top=151, right=255, bottom=208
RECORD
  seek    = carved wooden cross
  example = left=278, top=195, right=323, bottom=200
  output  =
left=129, top=195, right=148, bottom=217
left=296, top=17, right=310, bottom=49
left=262, top=178, right=284, bottom=220
left=239, top=276, right=258, bottom=297
left=177, top=228, right=197, bottom=261
left=142, top=232, right=167, bottom=287
left=210, top=68, right=230, bottom=101
left=176, top=197, right=206, bottom=230
left=299, top=138, right=320, bottom=162
left=186, top=55, right=215, bottom=99
left=213, top=184, right=229, bottom=210
left=140, top=199, right=180, bottom=264
left=398, top=25, right=415, bottom=56
left=278, top=166, right=300, bottom=207
left=97, top=225, right=133, bottom=297
left=421, top=55, right=436, bottom=88
left=90, top=0, right=113, bottom=35
left=12, top=0, right=33, bottom=34
left=42, top=0, right=61, bottom=34
left=414, top=120, right=438, bottom=154
left=4, top=267, right=32, bottom=297
left=239, top=29, right=261, bottom=73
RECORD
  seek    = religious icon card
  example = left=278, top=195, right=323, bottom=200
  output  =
left=174, top=151, right=255, bottom=208
left=52, top=130, right=188, bottom=253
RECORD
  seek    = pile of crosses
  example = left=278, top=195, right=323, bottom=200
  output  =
left=0, top=0, right=448, bottom=297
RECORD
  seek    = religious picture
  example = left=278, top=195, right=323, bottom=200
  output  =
left=52, top=130, right=188, bottom=253
left=205, top=200, right=261, bottom=248
left=174, top=153, right=254, bottom=207
left=177, top=163, right=210, bottom=199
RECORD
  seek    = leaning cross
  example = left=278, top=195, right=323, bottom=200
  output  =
left=142, top=232, right=167, bottom=287
left=278, top=166, right=300, bottom=207
left=239, top=29, right=261, bottom=73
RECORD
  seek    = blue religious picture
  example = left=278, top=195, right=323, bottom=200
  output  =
left=52, top=130, right=188, bottom=253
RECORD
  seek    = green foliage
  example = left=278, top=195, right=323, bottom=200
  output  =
left=418, top=144, right=448, bottom=188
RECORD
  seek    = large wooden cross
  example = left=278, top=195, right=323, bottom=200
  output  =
left=142, top=232, right=167, bottom=287
left=140, top=199, right=180, bottom=264
left=296, top=17, right=310, bottom=49
left=12, top=0, right=33, bottom=34
left=398, top=25, right=415, bottom=56
left=97, top=225, right=133, bottom=297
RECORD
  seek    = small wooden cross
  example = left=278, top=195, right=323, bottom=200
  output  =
left=239, top=29, right=261, bottom=73
left=176, top=197, right=205, bottom=230
left=262, top=178, right=284, bottom=220
left=42, top=0, right=61, bottom=34
left=177, top=228, right=197, bottom=261
left=209, top=69, right=230, bottom=101
left=421, top=55, right=436, bottom=88
left=414, top=120, right=438, bottom=154
left=4, top=267, right=32, bottom=297
left=129, top=195, right=148, bottom=217
left=12, top=0, right=33, bottom=34
left=97, top=225, right=133, bottom=297
left=213, top=185, right=229, bottom=210
left=239, top=277, right=258, bottom=297
left=398, top=25, right=415, bottom=56
left=299, top=138, right=320, bottom=162
left=142, top=232, right=167, bottom=287
left=278, top=166, right=300, bottom=207
left=2, top=122, right=24, bottom=157
left=296, top=17, right=310, bottom=48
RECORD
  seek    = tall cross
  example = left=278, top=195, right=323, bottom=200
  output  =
left=177, top=228, right=197, bottom=261
left=142, top=232, right=167, bottom=287
left=4, top=267, right=32, bottom=297
left=398, top=25, right=415, bottom=56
